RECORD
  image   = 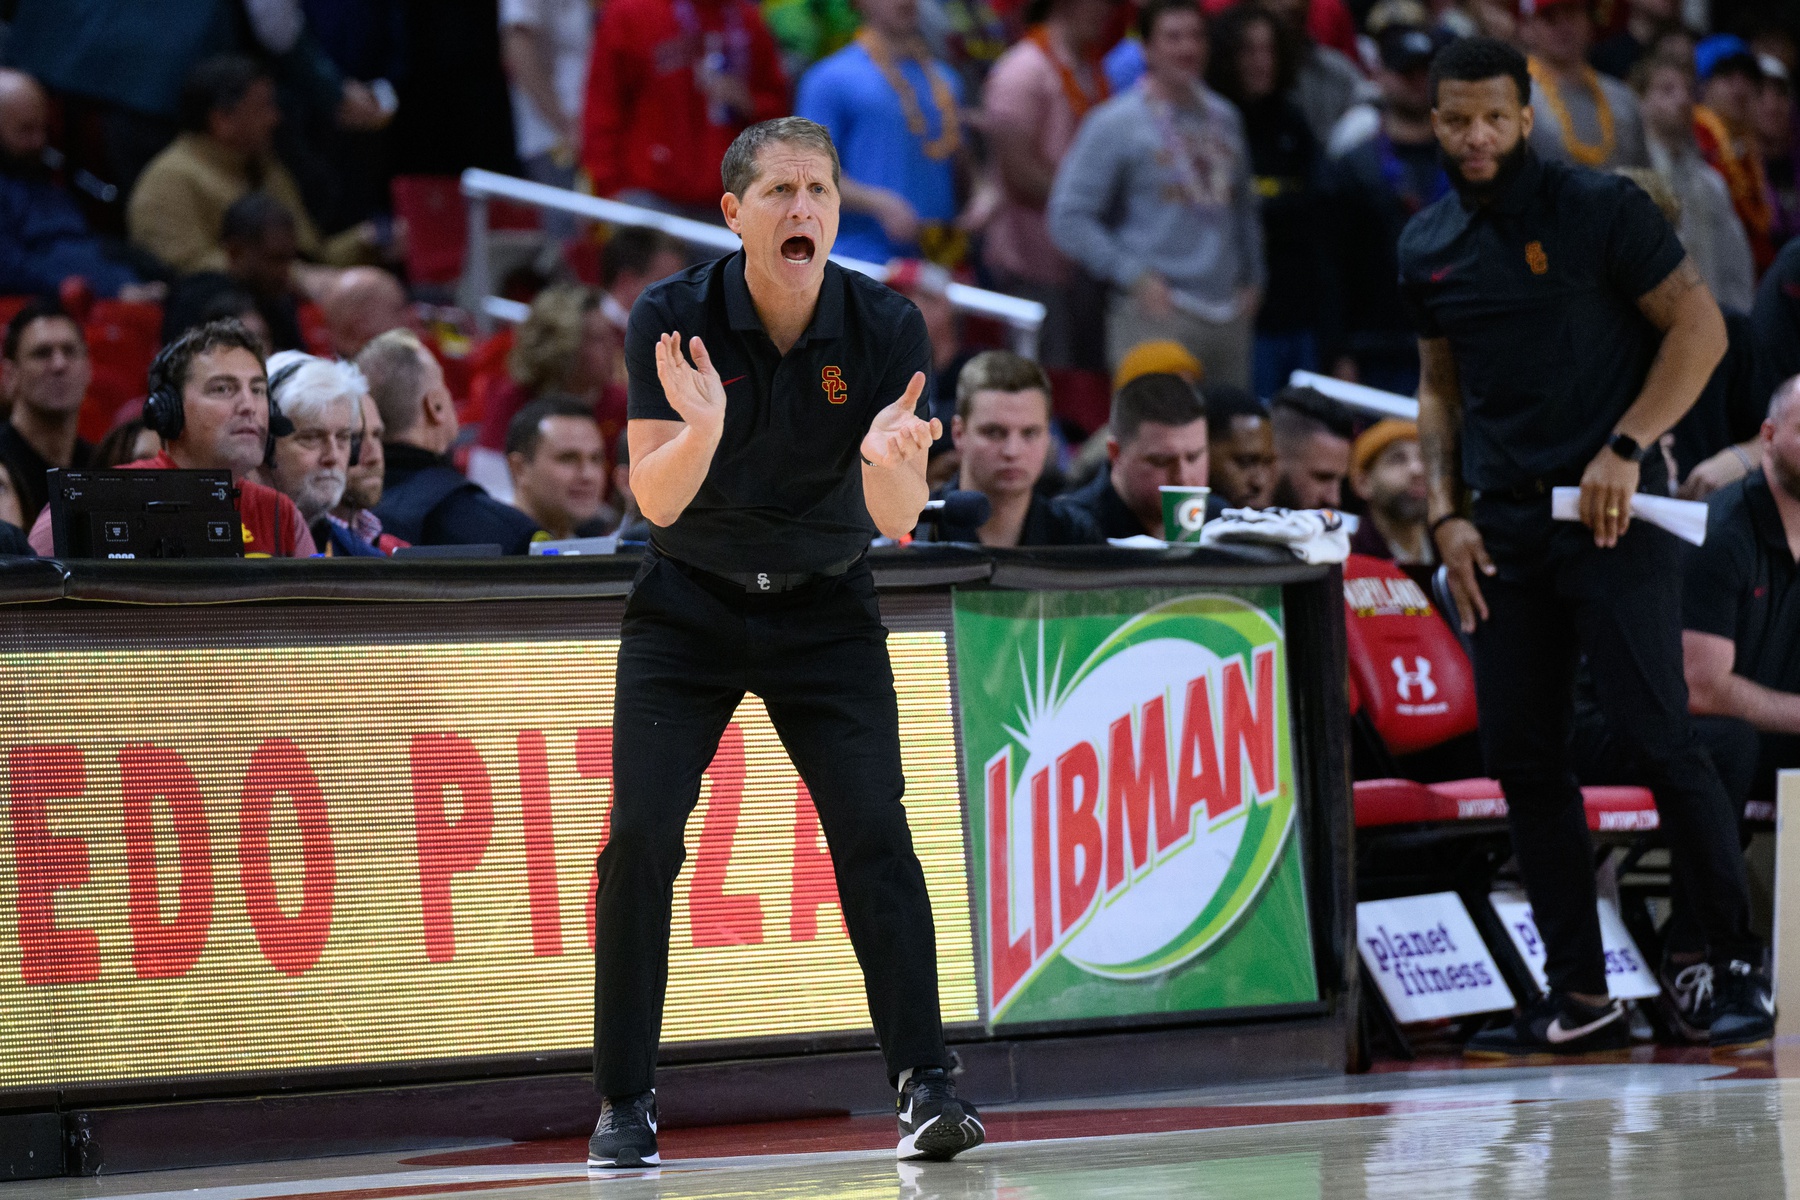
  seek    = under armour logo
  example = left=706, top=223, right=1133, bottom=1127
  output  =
left=1391, top=655, right=1437, bottom=702
left=757, top=573, right=771, bottom=591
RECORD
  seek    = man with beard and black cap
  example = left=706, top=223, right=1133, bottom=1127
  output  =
left=1405, top=36, right=1774, bottom=1057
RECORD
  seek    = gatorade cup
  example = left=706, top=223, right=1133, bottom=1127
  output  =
left=1160, top=485, right=1211, bottom=543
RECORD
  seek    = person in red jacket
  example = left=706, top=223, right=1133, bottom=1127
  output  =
left=580, top=0, right=789, bottom=219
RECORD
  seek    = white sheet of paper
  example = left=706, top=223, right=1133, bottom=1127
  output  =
left=1549, top=487, right=1708, bottom=546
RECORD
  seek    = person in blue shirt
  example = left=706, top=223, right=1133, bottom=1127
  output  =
left=0, top=70, right=157, bottom=299
left=795, top=0, right=967, bottom=265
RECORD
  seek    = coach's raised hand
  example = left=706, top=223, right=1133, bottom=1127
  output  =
left=654, top=333, right=728, bottom=437
left=629, top=332, right=729, bottom=527
left=859, top=371, right=939, bottom=539
left=860, top=372, right=940, bottom=469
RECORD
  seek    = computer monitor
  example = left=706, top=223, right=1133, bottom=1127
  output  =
left=47, top=468, right=243, bottom=559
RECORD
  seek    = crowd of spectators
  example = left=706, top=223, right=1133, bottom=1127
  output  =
left=0, top=0, right=1794, bottom=569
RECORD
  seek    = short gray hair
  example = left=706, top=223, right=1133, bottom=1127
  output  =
left=721, top=117, right=841, bottom=198
left=267, top=351, right=366, bottom=426
left=356, top=328, right=430, bottom=435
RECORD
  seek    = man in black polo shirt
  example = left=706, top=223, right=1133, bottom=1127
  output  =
left=589, top=118, right=984, bottom=1170
left=1405, top=37, right=1772, bottom=1054
left=1685, top=376, right=1800, bottom=817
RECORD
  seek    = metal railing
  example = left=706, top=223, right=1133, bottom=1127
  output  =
left=460, top=169, right=1046, bottom=356
left=1287, top=370, right=1420, bottom=422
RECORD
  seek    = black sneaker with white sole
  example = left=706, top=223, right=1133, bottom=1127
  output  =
left=587, top=1090, right=659, bottom=1168
left=1658, top=957, right=1716, bottom=1043
left=1710, top=959, right=1775, bottom=1049
left=1464, top=992, right=1631, bottom=1058
left=896, top=1067, right=985, bottom=1161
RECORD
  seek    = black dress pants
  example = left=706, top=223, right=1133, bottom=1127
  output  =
left=1470, top=496, right=1758, bottom=995
left=594, top=550, right=951, bottom=1097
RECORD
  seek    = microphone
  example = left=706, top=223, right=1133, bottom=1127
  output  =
left=920, top=490, right=991, bottom=528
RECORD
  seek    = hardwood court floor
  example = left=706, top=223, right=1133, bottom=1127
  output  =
left=10, top=1049, right=1794, bottom=1199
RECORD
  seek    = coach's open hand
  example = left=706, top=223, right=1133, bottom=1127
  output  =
left=654, top=333, right=728, bottom=439
left=860, top=371, right=941, bottom=469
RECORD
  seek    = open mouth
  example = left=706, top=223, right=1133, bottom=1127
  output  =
left=781, top=236, right=815, bottom=264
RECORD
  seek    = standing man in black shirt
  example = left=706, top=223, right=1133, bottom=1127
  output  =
left=0, top=298, right=93, bottom=528
left=1405, top=37, right=1773, bottom=1054
left=589, top=117, right=984, bottom=1170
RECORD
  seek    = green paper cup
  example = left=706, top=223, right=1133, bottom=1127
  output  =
left=1159, top=486, right=1211, bottom=543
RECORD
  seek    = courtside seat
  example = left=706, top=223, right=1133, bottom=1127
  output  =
left=1344, top=555, right=1660, bottom=835
left=1414, top=777, right=1660, bottom=833
left=1353, top=778, right=1502, bottom=827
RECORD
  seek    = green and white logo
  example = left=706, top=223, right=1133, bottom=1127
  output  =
left=955, top=587, right=1317, bottom=1026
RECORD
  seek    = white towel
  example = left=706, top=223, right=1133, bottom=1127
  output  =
left=1199, top=507, right=1352, bottom=564
left=1549, top=488, right=1708, bottom=546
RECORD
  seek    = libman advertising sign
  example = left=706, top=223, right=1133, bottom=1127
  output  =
left=954, top=588, right=1319, bottom=1027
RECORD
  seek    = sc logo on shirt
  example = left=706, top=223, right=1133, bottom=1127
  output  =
left=821, top=365, right=847, bottom=405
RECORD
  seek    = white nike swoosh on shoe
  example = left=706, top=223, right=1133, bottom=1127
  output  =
left=896, top=1114, right=940, bottom=1159
left=1545, top=1008, right=1620, bottom=1044
left=898, top=1100, right=914, bottom=1124
left=586, top=1153, right=661, bottom=1168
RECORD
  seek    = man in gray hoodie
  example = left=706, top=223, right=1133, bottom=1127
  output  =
left=1047, top=0, right=1264, bottom=389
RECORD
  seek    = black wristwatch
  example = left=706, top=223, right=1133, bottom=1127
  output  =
left=1607, top=431, right=1650, bottom=463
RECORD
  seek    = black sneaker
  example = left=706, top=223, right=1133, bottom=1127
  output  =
left=1658, top=957, right=1716, bottom=1043
left=1464, top=992, right=1631, bottom=1058
left=896, top=1067, right=985, bottom=1161
left=1710, top=959, right=1775, bottom=1050
left=587, top=1090, right=659, bottom=1168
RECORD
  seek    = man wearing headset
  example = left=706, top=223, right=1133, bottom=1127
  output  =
left=261, top=350, right=384, bottom=556
left=29, top=318, right=316, bottom=557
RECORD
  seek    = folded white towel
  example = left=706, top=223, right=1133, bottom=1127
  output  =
left=1199, top=507, right=1352, bottom=564
left=1549, top=488, right=1708, bottom=546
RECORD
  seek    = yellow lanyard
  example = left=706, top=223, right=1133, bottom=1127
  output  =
left=857, top=29, right=961, bottom=162
left=1529, top=58, right=1616, bottom=168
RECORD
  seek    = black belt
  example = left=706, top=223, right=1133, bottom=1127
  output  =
left=663, top=551, right=862, bottom=594
left=1477, top=479, right=1557, bottom=503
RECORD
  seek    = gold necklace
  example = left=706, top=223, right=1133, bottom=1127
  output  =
left=857, top=29, right=961, bottom=161
left=1529, top=57, right=1615, bottom=167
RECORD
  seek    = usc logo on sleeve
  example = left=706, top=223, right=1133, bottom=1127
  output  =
left=1525, top=241, right=1549, bottom=275
left=821, top=365, right=847, bottom=405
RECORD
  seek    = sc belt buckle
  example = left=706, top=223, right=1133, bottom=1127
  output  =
left=713, top=558, right=858, bottom=593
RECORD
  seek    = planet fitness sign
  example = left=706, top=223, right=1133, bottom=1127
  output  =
left=954, top=588, right=1318, bottom=1027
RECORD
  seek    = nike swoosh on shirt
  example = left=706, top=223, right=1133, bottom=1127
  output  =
left=1430, top=266, right=1454, bottom=282
left=1545, top=1009, right=1619, bottom=1043
left=720, top=375, right=746, bottom=386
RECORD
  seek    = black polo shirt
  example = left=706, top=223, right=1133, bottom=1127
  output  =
left=1398, top=151, right=1686, bottom=491
left=626, top=253, right=931, bottom=575
left=914, top=484, right=1102, bottom=546
left=1684, top=470, right=1800, bottom=693
left=1063, top=468, right=1227, bottom=540
left=0, top=423, right=91, bottom=528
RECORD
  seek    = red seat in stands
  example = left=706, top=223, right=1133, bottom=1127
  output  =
left=79, top=299, right=162, bottom=443
left=1343, top=554, right=1658, bottom=831
left=391, top=176, right=542, bottom=287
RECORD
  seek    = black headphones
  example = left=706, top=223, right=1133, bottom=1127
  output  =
left=144, top=331, right=297, bottom=467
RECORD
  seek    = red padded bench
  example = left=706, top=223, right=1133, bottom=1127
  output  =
left=1354, top=777, right=1657, bottom=831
